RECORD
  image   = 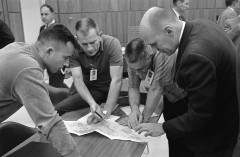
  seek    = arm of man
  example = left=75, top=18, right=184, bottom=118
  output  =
left=71, top=66, right=104, bottom=118
left=103, top=65, right=123, bottom=115
left=13, top=68, right=81, bottom=157
left=162, top=53, right=217, bottom=139
left=225, top=16, right=240, bottom=40
left=127, top=67, right=143, bottom=128
left=142, top=80, right=163, bottom=122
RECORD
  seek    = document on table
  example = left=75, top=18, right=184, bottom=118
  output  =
left=64, top=113, right=150, bottom=142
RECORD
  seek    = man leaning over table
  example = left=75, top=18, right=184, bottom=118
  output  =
left=117, top=38, right=193, bottom=157
left=0, top=24, right=82, bottom=156
left=135, top=7, right=239, bottom=157
left=54, top=18, right=123, bottom=124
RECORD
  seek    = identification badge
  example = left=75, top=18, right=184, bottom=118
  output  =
left=145, top=70, right=154, bottom=84
left=90, top=69, right=97, bottom=81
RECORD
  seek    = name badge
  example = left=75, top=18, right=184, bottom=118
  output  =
left=145, top=70, right=154, bottom=84
left=90, top=69, right=97, bottom=81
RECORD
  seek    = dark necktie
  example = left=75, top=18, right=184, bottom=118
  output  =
left=179, top=15, right=185, bottom=21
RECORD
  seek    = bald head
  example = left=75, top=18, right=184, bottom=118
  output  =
left=140, top=7, right=178, bottom=39
left=139, top=7, right=183, bottom=56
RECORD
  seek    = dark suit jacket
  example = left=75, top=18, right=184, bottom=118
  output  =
left=0, top=19, right=15, bottom=49
left=39, top=25, right=45, bottom=34
left=163, top=19, right=239, bottom=154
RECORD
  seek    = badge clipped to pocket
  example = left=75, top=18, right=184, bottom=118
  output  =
left=90, top=69, right=97, bottom=81
left=145, top=70, right=154, bottom=84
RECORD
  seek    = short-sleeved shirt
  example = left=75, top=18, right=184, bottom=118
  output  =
left=69, top=35, right=123, bottom=94
left=128, top=51, right=187, bottom=103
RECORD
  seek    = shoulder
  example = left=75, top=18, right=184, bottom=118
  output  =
left=102, top=35, right=121, bottom=46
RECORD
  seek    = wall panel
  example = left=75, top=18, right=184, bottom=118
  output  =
left=60, top=13, right=85, bottom=34
left=7, top=0, right=20, bottom=12
left=215, top=0, right=225, bottom=8
left=43, top=0, right=228, bottom=45
left=9, top=13, right=24, bottom=41
left=59, top=0, right=81, bottom=13
left=85, top=12, right=107, bottom=34
left=45, top=0, right=59, bottom=13
left=190, top=0, right=215, bottom=9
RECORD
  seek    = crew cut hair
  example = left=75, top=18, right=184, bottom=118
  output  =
left=225, top=0, right=238, bottom=6
left=125, top=38, right=148, bottom=63
left=173, top=0, right=184, bottom=5
left=38, top=24, right=79, bottom=50
left=40, top=4, right=54, bottom=13
left=75, top=18, right=100, bottom=36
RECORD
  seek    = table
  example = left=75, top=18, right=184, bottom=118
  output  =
left=62, top=107, right=149, bottom=157
left=3, top=107, right=159, bottom=157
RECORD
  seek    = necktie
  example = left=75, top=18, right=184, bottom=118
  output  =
left=179, top=15, right=185, bottom=21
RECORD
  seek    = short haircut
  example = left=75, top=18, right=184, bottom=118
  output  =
left=225, top=0, right=237, bottom=6
left=75, top=18, right=99, bottom=36
left=173, top=0, right=184, bottom=5
left=125, top=38, right=147, bottom=63
left=40, top=4, right=54, bottom=13
left=38, top=24, right=79, bottom=50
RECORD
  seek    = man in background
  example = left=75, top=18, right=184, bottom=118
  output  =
left=135, top=7, right=239, bottom=157
left=0, top=24, right=82, bottom=156
left=0, top=19, right=15, bottom=49
left=172, top=0, right=189, bottom=21
left=217, top=0, right=240, bottom=34
left=55, top=18, right=123, bottom=124
left=40, top=4, right=55, bottom=33
left=40, top=4, right=69, bottom=106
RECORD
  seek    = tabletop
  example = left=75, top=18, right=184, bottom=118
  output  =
left=61, top=107, right=148, bottom=157
left=3, top=107, right=159, bottom=157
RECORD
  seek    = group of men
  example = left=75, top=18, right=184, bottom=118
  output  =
left=0, top=0, right=240, bottom=157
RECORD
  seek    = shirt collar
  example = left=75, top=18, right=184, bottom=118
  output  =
left=228, top=7, right=235, bottom=12
left=29, top=44, right=47, bottom=70
left=46, top=19, right=55, bottom=27
left=179, top=21, right=186, bottom=43
left=173, top=8, right=181, bottom=19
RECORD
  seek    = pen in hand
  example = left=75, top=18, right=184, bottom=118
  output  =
left=94, top=111, right=104, bottom=120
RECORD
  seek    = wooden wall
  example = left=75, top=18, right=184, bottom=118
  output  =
left=0, top=0, right=228, bottom=44
left=44, top=0, right=227, bottom=46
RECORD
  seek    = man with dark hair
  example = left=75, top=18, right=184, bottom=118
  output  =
left=40, top=4, right=69, bottom=104
left=55, top=18, right=123, bottom=124
left=0, top=19, right=15, bottom=49
left=0, top=24, right=82, bottom=157
left=40, top=4, right=55, bottom=33
left=172, top=0, right=189, bottom=21
left=121, top=38, right=193, bottom=157
left=135, top=7, right=239, bottom=157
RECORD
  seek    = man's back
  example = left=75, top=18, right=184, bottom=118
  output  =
left=0, top=42, right=42, bottom=122
left=164, top=19, right=239, bottom=154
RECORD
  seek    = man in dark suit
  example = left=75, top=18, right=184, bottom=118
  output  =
left=135, top=7, right=239, bottom=157
left=172, top=0, right=189, bottom=21
left=40, top=4, right=55, bottom=33
left=0, top=19, right=14, bottom=49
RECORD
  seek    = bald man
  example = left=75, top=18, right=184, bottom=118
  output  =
left=135, top=7, right=239, bottom=157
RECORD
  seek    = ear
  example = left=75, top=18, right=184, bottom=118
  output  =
left=176, top=0, right=181, bottom=7
left=46, top=47, right=54, bottom=58
left=163, top=25, right=175, bottom=37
